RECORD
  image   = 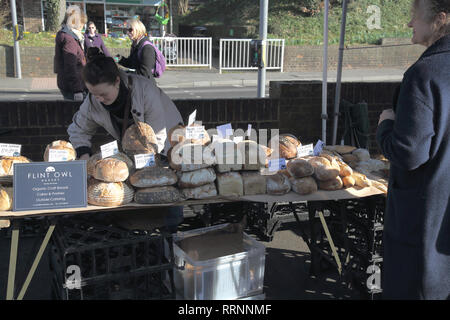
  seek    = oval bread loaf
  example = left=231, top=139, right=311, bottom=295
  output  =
left=177, top=167, right=216, bottom=188
left=87, top=178, right=134, bottom=207
left=129, top=166, right=178, bottom=188
left=287, top=158, right=314, bottom=178
left=0, top=186, right=13, bottom=211
left=0, top=156, right=31, bottom=176
left=181, top=183, right=218, bottom=200
left=267, top=172, right=291, bottom=195
left=342, top=175, right=356, bottom=188
left=168, top=141, right=215, bottom=172
left=270, top=134, right=301, bottom=159
left=43, top=140, right=76, bottom=162
left=352, top=172, right=372, bottom=188
left=122, top=122, right=158, bottom=156
left=323, top=145, right=356, bottom=155
left=308, top=156, right=340, bottom=181
left=318, top=176, right=343, bottom=191
left=134, top=186, right=182, bottom=204
left=290, top=176, right=317, bottom=195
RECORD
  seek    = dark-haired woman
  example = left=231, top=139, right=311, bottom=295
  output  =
left=376, top=0, right=450, bottom=300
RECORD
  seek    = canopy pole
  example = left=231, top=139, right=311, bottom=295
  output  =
left=332, top=0, right=348, bottom=145
left=321, top=0, right=329, bottom=144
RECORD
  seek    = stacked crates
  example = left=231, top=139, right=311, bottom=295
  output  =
left=49, top=213, right=175, bottom=300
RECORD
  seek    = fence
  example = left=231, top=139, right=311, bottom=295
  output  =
left=150, top=37, right=212, bottom=69
left=219, top=39, right=285, bottom=74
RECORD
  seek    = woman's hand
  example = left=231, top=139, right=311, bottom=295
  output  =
left=378, top=109, right=395, bottom=125
left=78, top=153, right=90, bottom=161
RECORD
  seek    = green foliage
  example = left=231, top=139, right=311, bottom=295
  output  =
left=45, top=0, right=61, bottom=32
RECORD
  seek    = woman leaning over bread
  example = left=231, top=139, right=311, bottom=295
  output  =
left=376, top=0, right=450, bottom=300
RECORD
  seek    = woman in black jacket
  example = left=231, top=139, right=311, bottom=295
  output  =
left=116, top=18, right=157, bottom=85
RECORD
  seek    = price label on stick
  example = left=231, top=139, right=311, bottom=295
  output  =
left=188, top=110, right=197, bottom=126
left=313, top=139, right=324, bottom=156
left=217, top=123, right=233, bottom=139
left=101, top=141, right=119, bottom=159
left=186, top=126, right=205, bottom=140
left=48, top=149, right=69, bottom=162
left=134, top=154, right=155, bottom=169
left=268, top=158, right=286, bottom=172
left=247, top=124, right=252, bottom=137
left=0, top=143, right=21, bottom=157
left=297, top=144, right=314, bottom=158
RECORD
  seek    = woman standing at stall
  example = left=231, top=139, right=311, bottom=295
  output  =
left=376, top=0, right=450, bottom=299
left=84, top=21, right=111, bottom=57
left=115, top=18, right=157, bottom=85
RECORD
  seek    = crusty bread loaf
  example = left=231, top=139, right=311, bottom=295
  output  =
left=87, top=152, right=134, bottom=180
left=237, top=140, right=266, bottom=170
left=323, top=145, right=356, bottom=155
left=0, top=156, right=31, bottom=176
left=212, top=140, right=243, bottom=173
left=168, top=123, right=210, bottom=147
left=87, top=178, right=134, bottom=207
left=352, top=148, right=371, bottom=162
left=94, top=158, right=129, bottom=182
left=267, top=172, right=291, bottom=195
left=337, top=159, right=353, bottom=177
left=290, top=176, right=317, bottom=195
left=352, top=172, right=372, bottom=188
left=129, top=166, right=177, bottom=188
left=0, top=186, right=13, bottom=211
left=0, top=219, right=10, bottom=228
left=269, top=134, right=301, bottom=159
left=342, top=175, right=356, bottom=188
left=241, top=171, right=267, bottom=195
left=181, top=183, right=218, bottom=199
left=215, top=172, right=244, bottom=197
left=168, top=141, right=215, bottom=172
left=43, top=140, right=76, bottom=162
left=286, top=158, right=314, bottom=178
left=341, top=154, right=360, bottom=169
left=134, top=186, right=182, bottom=204
left=318, top=176, right=343, bottom=191
left=308, top=156, right=340, bottom=181
left=122, top=122, right=158, bottom=156
left=177, top=167, right=216, bottom=188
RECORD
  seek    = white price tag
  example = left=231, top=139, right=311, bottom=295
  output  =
left=188, top=110, right=197, bottom=126
left=217, top=123, right=233, bottom=139
left=134, top=154, right=155, bottom=169
left=101, top=141, right=119, bottom=159
left=313, top=139, right=325, bottom=156
left=247, top=124, right=252, bottom=137
left=48, top=149, right=70, bottom=162
left=297, top=143, right=314, bottom=157
left=186, top=126, right=205, bottom=140
left=0, top=143, right=21, bottom=157
left=268, top=158, right=286, bottom=172
left=233, top=136, right=244, bottom=143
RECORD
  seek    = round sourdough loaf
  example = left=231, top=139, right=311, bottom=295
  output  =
left=267, top=172, right=291, bottom=195
left=87, top=178, right=134, bottom=207
left=0, top=156, right=31, bottom=176
left=180, top=183, right=218, bottom=200
left=43, top=140, right=76, bottom=162
left=122, top=122, right=158, bottom=156
left=129, top=166, right=178, bottom=188
left=269, top=134, right=301, bottom=160
left=134, top=186, right=182, bottom=204
left=0, top=186, right=13, bottom=210
left=290, top=176, right=317, bottom=195
left=308, top=156, right=340, bottom=181
left=287, top=158, right=314, bottom=178
left=318, top=176, right=343, bottom=191
left=87, top=152, right=134, bottom=182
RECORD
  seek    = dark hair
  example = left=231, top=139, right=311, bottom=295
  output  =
left=415, top=0, right=450, bottom=36
left=82, top=56, right=120, bottom=86
left=86, top=47, right=104, bottom=62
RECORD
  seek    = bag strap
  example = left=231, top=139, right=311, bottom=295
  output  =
left=121, top=76, right=133, bottom=140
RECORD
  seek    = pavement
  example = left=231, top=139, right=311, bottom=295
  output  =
left=0, top=67, right=406, bottom=93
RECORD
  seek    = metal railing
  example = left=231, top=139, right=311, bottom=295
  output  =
left=219, top=39, right=285, bottom=73
left=150, top=37, right=212, bottom=69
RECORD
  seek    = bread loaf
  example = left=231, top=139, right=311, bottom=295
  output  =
left=129, top=166, right=177, bottom=188
left=308, top=156, right=340, bottom=181
left=286, top=158, right=314, bottom=178
left=237, top=140, right=266, bottom=170
left=0, top=219, right=10, bottom=228
left=43, top=140, right=76, bottom=162
left=267, top=172, right=291, bottom=195
left=168, top=123, right=210, bottom=146
left=342, top=175, right=356, bottom=188
left=318, top=176, right=343, bottom=191
left=168, top=141, right=215, bottom=172
left=241, top=171, right=267, bottom=195
left=122, top=122, right=158, bottom=156
left=215, top=172, right=244, bottom=197
left=352, top=148, right=371, bottom=162
left=0, top=186, right=13, bottom=210
left=269, top=134, right=301, bottom=159
left=212, top=140, right=243, bottom=172
left=341, top=154, right=360, bottom=168
left=87, top=178, right=134, bottom=207
left=0, top=156, right=31, bottom=177
left=181, top=183, right=218, bottom=199
left=88, top=152, right=133, bottom=182
left=337, top=159, right=353, bottom=177
left=177, top=167, right=216, bottom=188
left=352, top=172, right=372, bottom=188
left=87, top=152, right=134, bottom=177
left=323, top=145, right=356, bottom=155
left=290, top=176, right=317, bottom=195
left=134, top=186, right=182, bottom=204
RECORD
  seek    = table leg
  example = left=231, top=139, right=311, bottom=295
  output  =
left=6, top=224, right=20, bottom=300
left=17, top=224, right=55, bottom=300
left=318, top=211, right=342, bottom=275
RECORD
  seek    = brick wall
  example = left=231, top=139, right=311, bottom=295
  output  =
left=0, top=81, right=400, bottom=161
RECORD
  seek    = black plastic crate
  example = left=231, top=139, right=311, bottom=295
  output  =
left=49, top=213, right=175, bottom=300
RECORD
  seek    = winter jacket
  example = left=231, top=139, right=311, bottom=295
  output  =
left=84, top=32, right=111, bottom=57
left=376, top=34, right=450, bottom=300
left=54, top=26, right=86, bottom=94
left=67, top=71, right=183, bottom=156
left=118, top=36, right=156, bottom=85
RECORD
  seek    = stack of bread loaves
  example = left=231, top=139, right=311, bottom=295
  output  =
left=236, top=140, right=268, bottom=196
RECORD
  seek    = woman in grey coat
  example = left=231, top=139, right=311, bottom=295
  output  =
left=376, top=0, right=450, bottom=299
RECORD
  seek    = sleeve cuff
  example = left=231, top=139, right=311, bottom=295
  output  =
left=75, top=146, right=92, bottom=158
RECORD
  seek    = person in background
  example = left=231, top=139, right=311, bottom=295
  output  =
left=67, top=54, right=183, bottom=232
left=376, top=0, right=449, bottom=300
left=54, top=5, right=87, bottom=101
left=84, top=21, right=111, bottom=57
left=115, top=18, right=157, bottom=85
